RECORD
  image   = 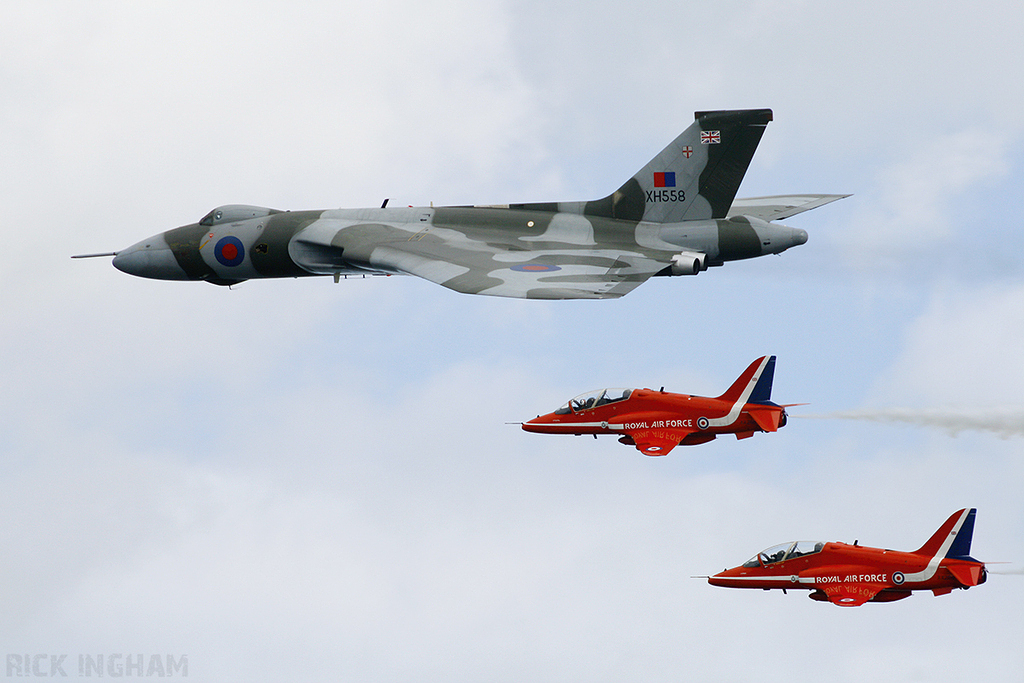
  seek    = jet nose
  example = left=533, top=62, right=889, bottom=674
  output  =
left=522, top=413, right=558, bottom=433
left=707, top=572, right=727, bottom=587
left=794, top=229, right=808, bottom=246
left=113, top=235, right=190, bottom=280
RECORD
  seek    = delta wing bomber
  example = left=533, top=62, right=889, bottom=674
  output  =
left=78, top=109, right=847, bottom=299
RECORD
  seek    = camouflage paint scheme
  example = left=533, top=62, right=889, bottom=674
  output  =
left=106, top=109, right=846, bottom=299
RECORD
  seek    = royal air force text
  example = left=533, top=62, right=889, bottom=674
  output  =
left=814, top=574, right=889, bottom=584
left=623, top=419, right=692, bottom=430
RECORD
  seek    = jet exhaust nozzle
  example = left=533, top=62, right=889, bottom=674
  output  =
left=670, top=251, right=707, bottom=276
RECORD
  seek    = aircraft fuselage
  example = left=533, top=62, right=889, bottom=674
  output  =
left=112, top=204, right=808, bottom=288
left=523, top=388, right=785, bottom=446
left=708, top=509, right=987, bottom=606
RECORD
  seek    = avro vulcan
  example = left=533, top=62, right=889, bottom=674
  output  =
left=77, top=109, right=845, bottom=299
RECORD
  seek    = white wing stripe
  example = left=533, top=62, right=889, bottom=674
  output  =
left=707, top=356, right=770, bottom=427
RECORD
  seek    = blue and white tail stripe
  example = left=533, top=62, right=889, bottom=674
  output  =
left=902, top=508, right=975, bottom=584
left=946, top=508, right=977, bottom=560
left=707, top=356, right=773, bottom=428
left=748, top=356, right=777, bottom=405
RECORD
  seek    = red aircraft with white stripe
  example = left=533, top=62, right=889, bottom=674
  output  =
left=706, top=508, right=986, bottom=606
left=521, top=356, right=792, bottom=456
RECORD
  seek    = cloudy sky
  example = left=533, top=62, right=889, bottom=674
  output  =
left=3, top=1, right=1023, bottom=680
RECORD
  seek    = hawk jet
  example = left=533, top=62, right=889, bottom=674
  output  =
left=79, top=109, right=845, bottom=299
left=521, top=356, right=792, bottom=455
left=706, top=508, right=987, bottom=606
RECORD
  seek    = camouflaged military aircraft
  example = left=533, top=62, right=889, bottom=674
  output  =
left=77, top=109, right=846, bottom=299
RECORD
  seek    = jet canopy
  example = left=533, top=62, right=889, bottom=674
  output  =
left=742, top=540, right=824, bottom=568
left=198, top=204, right=282, bottom=226
left=554, top=388, right=633, bottom=414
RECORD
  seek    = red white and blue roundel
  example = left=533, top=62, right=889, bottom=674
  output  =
left=215, top=236, right=245, bottom=267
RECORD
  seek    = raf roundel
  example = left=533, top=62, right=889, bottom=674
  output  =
left=215, top=236, right=245, bottom=267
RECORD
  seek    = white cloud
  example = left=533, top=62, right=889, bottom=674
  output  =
left=872, top=282, right=1024, bottom=406
left=841, top=129, right=1011, bottom=262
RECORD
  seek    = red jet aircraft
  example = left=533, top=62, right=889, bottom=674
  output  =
left=707, top=508, right=986, bottom=606
left=521, top=356, right=789, bottom=456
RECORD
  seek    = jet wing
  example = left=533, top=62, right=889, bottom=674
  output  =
left=292, top=216, right=670, bottom=300
left=818, top=582, right=887, bottom=607
left=728, top=194, right=850, bottom=222
left=630, top=434, right=680, bottom=456
left=367, top=239, right=666, bottom=300
left=620, top=428, right=691, bottom=456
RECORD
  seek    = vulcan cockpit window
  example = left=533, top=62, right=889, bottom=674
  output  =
left=199, top=204, right=281, bottom=227
left=199, top=209, right=223, bottom=226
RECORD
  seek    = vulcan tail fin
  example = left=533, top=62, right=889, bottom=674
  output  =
left=716, top=356, right=776, bottom=405
left=583, top=109, right=773, bottom=224
left=915, top=508, right=978, bottom=560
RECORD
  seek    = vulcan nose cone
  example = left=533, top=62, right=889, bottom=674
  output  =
left=794, top=229, right=808, bottom=245
left=113, top=235, right=190, bottom=280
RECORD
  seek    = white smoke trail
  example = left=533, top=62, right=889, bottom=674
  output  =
left=795, top=408, right=1024, bottom=438
left=987, top=566, right=1024, bottom=575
